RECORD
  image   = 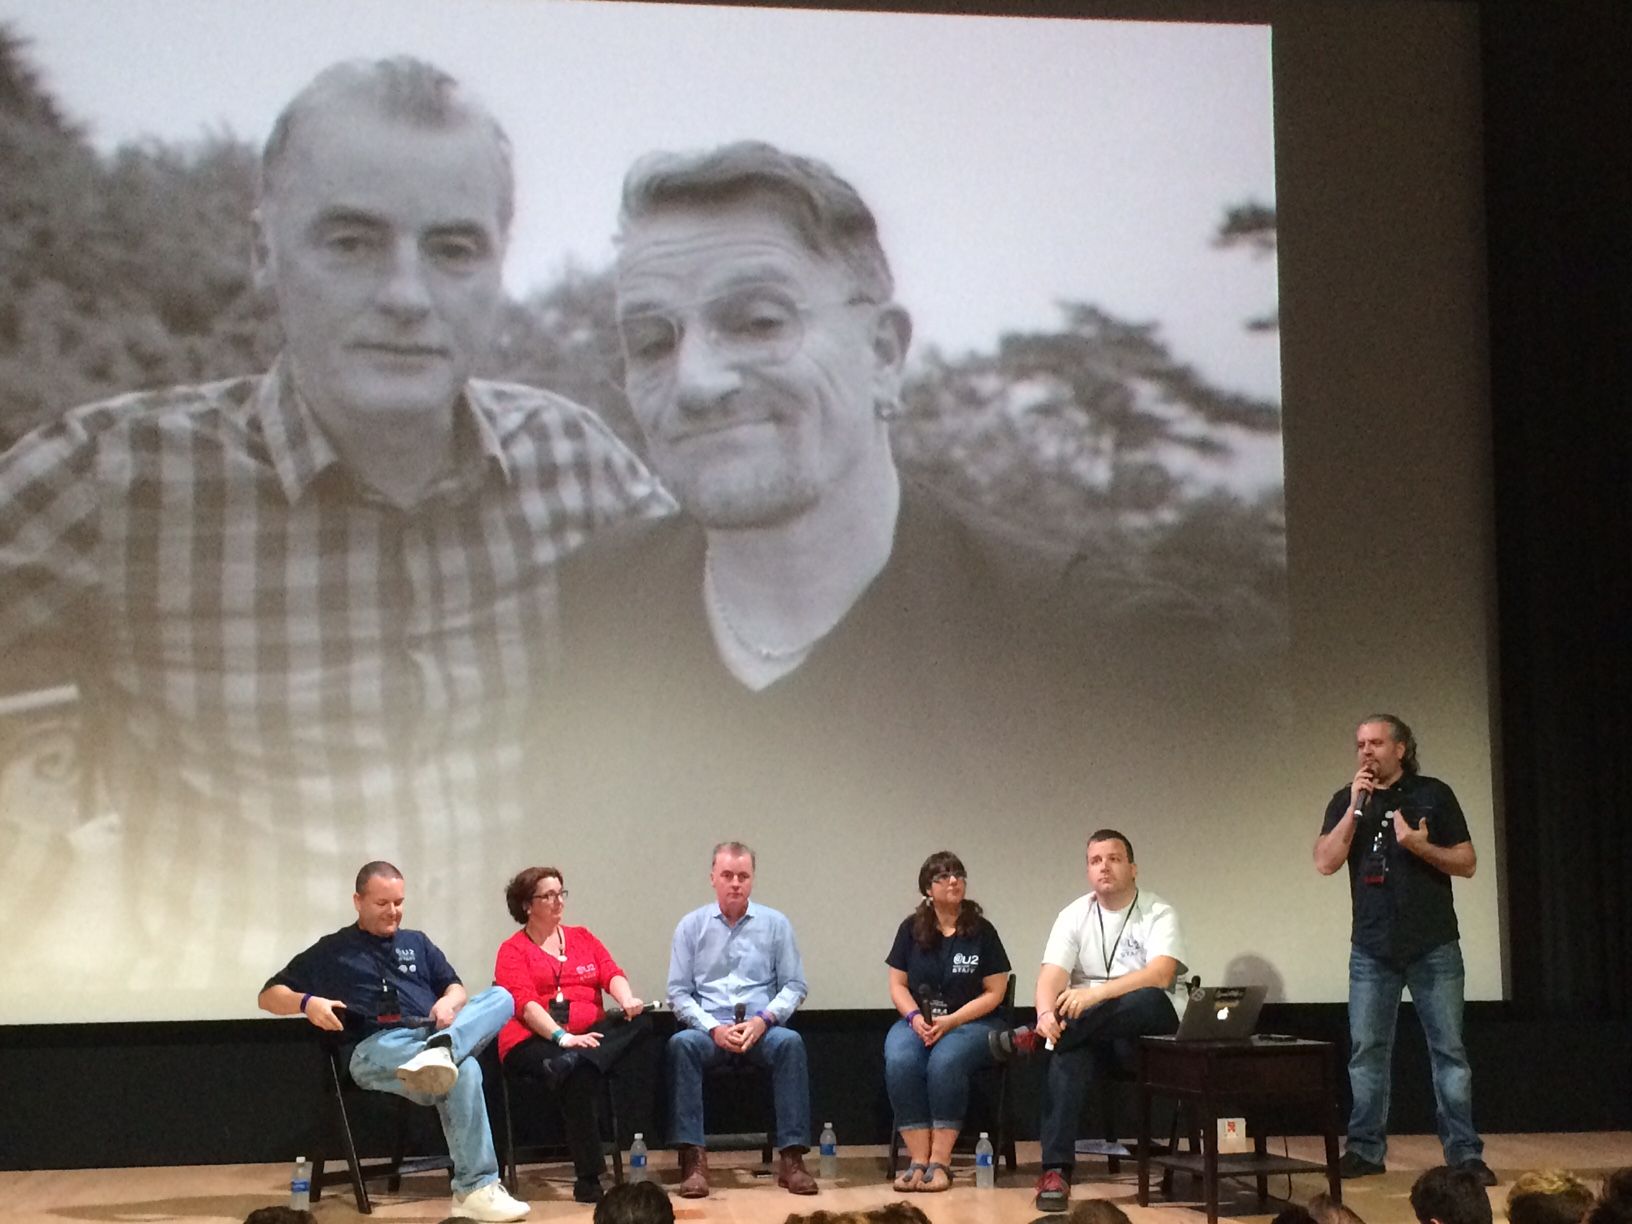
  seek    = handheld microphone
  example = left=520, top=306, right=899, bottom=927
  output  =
left=1353, top=769, right=1376, bottom=817
left=603, top=1000, right=665, bottom=1022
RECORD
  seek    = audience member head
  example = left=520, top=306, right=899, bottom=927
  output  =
left=1506, top=1170, right=1595, bottom=1224
left=1412, top=1165, right=1495, bottom=1224
left=1586, top=1168, right=1632, bottom=1224
left=1310, top=1190, right=1370, bottom=1224
left=244, top=1210, right=317, bottom=1224
left=1066, top=1201, right=1136, bottom=1224
left=781, top=1206, right=931, bottom=1224
left=593, top=1180, right=675, bottom=1224
left=1272, top=1207, right=1320, bottom=1224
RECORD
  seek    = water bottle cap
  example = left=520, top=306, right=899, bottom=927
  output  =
left=824, top=1121, right=834, bottom=1128
left=295, top=1155, right=306, bottom=1162
left=634, top=1132, right=644, bottom=1139
left=979, top=1131, right=989, bottom=1139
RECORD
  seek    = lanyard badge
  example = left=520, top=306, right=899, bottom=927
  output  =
left=377, top=976, right=402, bottom=1023
left=1362, top=814, right=1390, bottom=886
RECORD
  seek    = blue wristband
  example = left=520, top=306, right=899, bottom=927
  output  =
left=551, top=1028, right=568, bottom=1046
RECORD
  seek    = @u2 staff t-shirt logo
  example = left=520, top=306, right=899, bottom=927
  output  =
left=951, top=952, right=981, bottom=974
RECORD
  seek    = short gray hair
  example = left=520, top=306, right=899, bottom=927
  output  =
left=711, top=841, right=756, bottom=870
left=260, top=56, right=514, bottom=234
left=617, top=140, right=893, bottom=302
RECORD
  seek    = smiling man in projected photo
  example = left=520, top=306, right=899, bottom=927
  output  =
left=550, top=141, right=1254, bottom=892
left=0, top=57, right=666, bottom=993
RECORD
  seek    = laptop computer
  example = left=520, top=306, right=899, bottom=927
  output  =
left=1173, top=984, right=1267, bottom=1041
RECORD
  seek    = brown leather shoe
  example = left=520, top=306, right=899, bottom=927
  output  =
left=778, top=1148, right=818, bottom=1195
left=677, top=1145, right=710, bottom=1198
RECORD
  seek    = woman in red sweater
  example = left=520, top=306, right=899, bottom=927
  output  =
left=494, top=865, right=649, bottom=1204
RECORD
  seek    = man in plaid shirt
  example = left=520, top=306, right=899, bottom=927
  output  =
left=0, top=57, right=668, bottom=1000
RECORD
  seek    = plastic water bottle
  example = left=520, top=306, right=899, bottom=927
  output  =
left=628, top=1132, right=649, bottom=1182
left=289, top=1155, right=312, bottom=1209
left=818, top=1122, right=838, bottom=1179
left=974, top=1132, right=995, bottom=1189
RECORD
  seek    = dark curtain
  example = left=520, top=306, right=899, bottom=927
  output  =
left=1482, top=0, right=1632, bottom=1018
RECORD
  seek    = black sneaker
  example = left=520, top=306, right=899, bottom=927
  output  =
left=573, top=1175, right=604, bottom=1203
left=1457, top=1159, right=1498, bottom=1187
left=1338, top=1151, right=1386, bottom=1179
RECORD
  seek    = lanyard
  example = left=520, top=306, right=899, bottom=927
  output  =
left=543, top=929, right=567, bottom=1001
left=1095, top=890, right=1139, bottom=978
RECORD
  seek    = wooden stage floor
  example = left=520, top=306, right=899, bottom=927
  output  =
left=3, top=1135, right=1628, bottom=1224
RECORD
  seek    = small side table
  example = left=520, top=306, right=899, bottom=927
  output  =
left=1137, top=1035, right=1342, bottom=1224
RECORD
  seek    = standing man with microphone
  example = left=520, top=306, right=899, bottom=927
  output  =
left=1314, top=714, right=1495, bottom=1186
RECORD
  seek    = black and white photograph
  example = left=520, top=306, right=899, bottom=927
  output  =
left=6, top=0, right=1292, bottom=1025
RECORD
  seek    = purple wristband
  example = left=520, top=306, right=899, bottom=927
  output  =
left=756, top=1009, right=777, bottom=1028
left=299, top=993, right=313, bottom=1014
left=905, top=1009, right=921, bottom=1023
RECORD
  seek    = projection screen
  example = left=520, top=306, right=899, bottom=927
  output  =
left=0, top=0, right=1498, bottom=1024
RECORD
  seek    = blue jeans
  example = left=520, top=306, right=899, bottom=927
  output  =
left=884, top=1015, right=1001, bottom=1131
left=1346, top=941, right=1483, bottom=1166
left=667, top=1025, right=810, bottom=1150
left=349, top=984, right=511, bottom=1196
left=1039, top=987, right=1178, bottom=1172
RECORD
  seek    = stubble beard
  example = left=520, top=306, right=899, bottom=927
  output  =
left=666, top=449, right=823, bottom=530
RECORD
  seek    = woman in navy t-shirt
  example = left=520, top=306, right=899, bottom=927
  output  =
left=884, top=850, right=1011, bottom=1192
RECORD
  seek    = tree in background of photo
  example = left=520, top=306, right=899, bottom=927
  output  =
left=2, top=23, right=1284, bottom=660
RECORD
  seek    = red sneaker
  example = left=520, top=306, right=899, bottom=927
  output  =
left=988, top=1025, right=1039, bottom=1061
left=1034, top=1168, right=1070, bottom=1212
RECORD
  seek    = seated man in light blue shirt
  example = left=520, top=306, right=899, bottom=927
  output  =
left=666, top=840, right=815, bottom=1199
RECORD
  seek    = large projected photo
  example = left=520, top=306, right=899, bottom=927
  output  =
left=0, top=1, right=1283, bottom=1022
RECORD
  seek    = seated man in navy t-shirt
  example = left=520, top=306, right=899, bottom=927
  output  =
left=258, top=861, right=528, bottom=1222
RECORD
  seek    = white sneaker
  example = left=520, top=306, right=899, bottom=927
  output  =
left=453, top=1179, right=531, bottom=1221
left=395, top=1043, right=458, bottom=1096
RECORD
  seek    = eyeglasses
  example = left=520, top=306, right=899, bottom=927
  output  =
left=617, top=283, right=873, bottom=387
left=931, top=872, right=966, bottom=885
left=532, top=890, right=568, bottom=904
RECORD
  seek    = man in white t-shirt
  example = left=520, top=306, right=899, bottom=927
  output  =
left=1030, top=828, right=1187, bottom=1213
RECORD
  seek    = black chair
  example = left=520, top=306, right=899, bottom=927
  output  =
left=889, top=974, right=1019, bottom=1178
left=310, top=1032, right=453, bottom=1214
left=496, top=1047, right=625, bottom=1194
left=702, top=1057, right=776, bottom=1166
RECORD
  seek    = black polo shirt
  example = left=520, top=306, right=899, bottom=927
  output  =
left=265, top=924, right=460, bottom=1034
left=886, top=915, right=1011, bottom=1013
left=1321, top=772, right=1470, bottom=966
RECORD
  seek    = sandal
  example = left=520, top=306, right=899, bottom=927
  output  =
left=920, top=1162, right=953, bottom=1192
left=894, top=1161, right=927, bottom=1192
